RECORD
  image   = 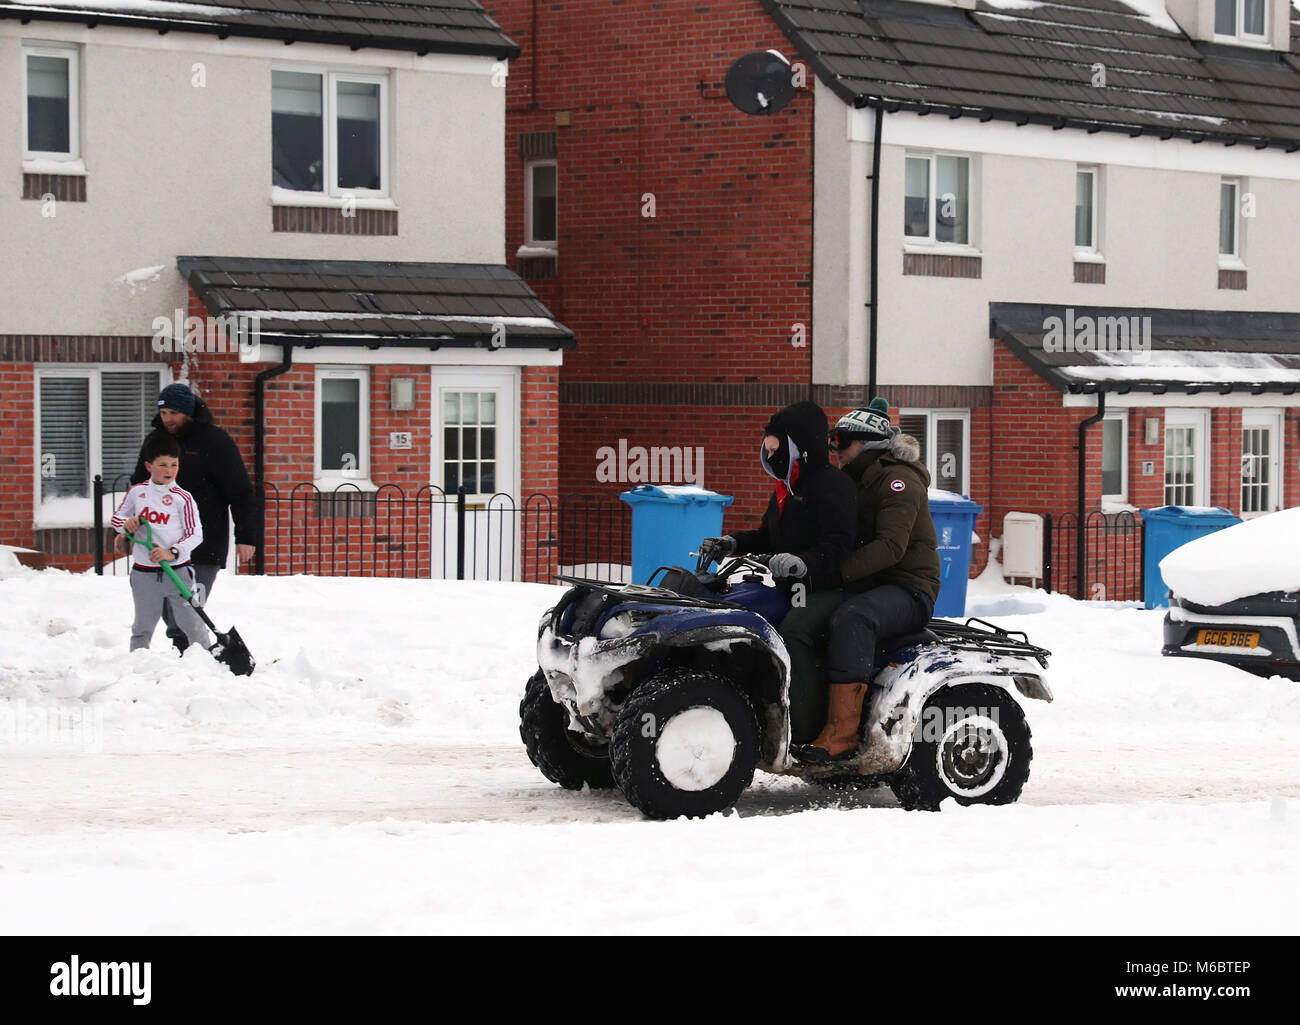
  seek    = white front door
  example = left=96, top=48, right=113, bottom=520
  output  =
left=1241, top=409, right=1282, bottom=517
left=429, top=368, right=519, bottom=580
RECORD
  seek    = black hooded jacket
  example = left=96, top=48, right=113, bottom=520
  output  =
left=730, top=401, right=857, bottom=591
left=131, top=397, right=262, bottom=567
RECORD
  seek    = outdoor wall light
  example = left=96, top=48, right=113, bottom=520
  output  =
left=1144, top=417, right=1160, bottom=445
left=390, top=377, right=416, bottom=411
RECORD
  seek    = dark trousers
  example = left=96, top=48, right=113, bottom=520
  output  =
left=826, top=584, right=932, bottom=683
left=162, top=562, right=219, bottom=649
left=779, top=589, right=846, bottom=744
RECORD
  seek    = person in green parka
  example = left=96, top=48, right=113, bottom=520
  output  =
left=792, top=398, right=942, bottom=763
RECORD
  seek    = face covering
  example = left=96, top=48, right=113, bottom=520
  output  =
left=761, top=436, right=801, bottom=512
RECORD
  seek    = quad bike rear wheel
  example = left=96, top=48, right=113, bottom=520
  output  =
left=611, top=668, right=759, bottom=819
left=519, top=669, right=615, bottom=790
left=890, top=683, right=1031, bottom=811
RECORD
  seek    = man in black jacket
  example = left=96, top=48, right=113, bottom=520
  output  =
left=700, top=401, right=857, bottom=741
left=123, top=382, right=261, bottom=651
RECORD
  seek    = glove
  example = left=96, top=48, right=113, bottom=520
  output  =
left=768, top=553, right=808, bottom=580
left=699, top=536, right=737, bottom=561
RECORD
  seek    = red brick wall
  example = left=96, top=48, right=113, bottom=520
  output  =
left=1209, top=407, right=1240, bottom=510
left=520, top=365, right=560, bottom=582
left=0, top=363, right=35, bottom=551
left=1283, top=412, right=1293, bottom=506
left=495, top=0, right=815, bottom=514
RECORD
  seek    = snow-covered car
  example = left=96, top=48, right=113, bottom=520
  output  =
left=520, top=552, right=1053, bottom=819
left=1160, top=508, right=1300, bottom=681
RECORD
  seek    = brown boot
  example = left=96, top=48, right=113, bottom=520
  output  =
left=793, top=683, right=869, bottom=763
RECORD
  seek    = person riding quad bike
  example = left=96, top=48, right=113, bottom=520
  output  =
left=698, top=401, right=856, bottom=735
left=793, top=398, right=942, bottom=762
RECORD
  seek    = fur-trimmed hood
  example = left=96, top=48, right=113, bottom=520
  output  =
left=886, top=431, right=921, bottom=464
left=844, top=432, right=930, bottom=486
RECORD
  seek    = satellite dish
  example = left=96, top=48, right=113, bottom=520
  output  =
left=725, top=50, right=796, bottom=116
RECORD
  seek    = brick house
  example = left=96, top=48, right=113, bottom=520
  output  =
left=1, top=0, right=574, bottom=578
left=489, top=0, right=1300, bottom=593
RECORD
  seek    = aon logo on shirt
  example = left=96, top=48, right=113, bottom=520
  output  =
left=143, top=508, right=171, bottom=525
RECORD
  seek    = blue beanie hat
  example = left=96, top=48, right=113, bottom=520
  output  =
left=158, top=382, right=197, bottom=417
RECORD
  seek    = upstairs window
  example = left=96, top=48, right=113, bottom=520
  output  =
left=1219, top=177, right=1244, bottom=263
left=1215, top=0, right=1267, bottom=41
left=273, top=69, right=387, bottom=196
left=525, top=161, right=557, bottom=248
left=1074, top=167, right=1102, bottom=254
left=904, top=153, right=971, bottom=246
left=24, top=45, right=79, bottom=160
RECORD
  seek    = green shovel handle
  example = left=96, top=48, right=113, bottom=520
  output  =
left=122, top=521, right=194, bottom=602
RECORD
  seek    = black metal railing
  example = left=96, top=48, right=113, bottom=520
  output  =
left=1044, top=510, right=1142, bottom=602
left=93, top=475, right=631, bottom=583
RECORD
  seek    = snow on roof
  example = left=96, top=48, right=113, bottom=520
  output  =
left=254, top=311, right=563, bottom=330
left=1057, top=350, right=1300, bottom=386
left=10, top=0, right=244, bottom=20
left=1160, top=507, right=1300, bottom=605
left=1114, top=0, right=1182, bottom=34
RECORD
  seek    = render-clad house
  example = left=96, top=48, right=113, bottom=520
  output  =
left=1, top=0, right=574, bottom=577
left=491, top=0, right=1300, bottom=595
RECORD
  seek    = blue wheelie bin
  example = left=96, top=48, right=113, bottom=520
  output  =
left=1141, top=505, right=1241, bottom=609
left=928, top=491, right=983, bottom=618
left=620, top=485, right=735, bottom=585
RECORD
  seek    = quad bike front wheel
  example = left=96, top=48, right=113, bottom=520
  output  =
left=519, top=670, right=615, bottom=790
left=611, top=668, right=759, bottom=819
left=890, top=683, right=1032, bottom=811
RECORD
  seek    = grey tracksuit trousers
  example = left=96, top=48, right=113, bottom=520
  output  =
left=129, top=564, right=209, bottom=652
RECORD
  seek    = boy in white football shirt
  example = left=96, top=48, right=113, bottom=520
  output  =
left=112, top=432, right=208, bottom=652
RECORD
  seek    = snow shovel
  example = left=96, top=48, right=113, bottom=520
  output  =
left=123, top=522, right=256, bottom=676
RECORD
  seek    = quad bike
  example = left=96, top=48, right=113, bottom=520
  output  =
left=520, top=551, right=1052, bottom=819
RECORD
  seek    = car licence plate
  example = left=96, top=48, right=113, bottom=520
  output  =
left=1196, top=629, right=1260, bottom=648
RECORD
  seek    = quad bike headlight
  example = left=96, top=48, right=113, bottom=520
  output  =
left=598, top=609, right=660, bottom=640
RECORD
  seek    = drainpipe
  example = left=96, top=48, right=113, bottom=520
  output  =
left=253, top=343, right=294, bottom=575
left=867, top=98, right=883, bottom=399
left=1076, top=388, right=1105, bottom=600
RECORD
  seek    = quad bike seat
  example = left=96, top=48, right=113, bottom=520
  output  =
left=877, top=627, right=941, bottom=657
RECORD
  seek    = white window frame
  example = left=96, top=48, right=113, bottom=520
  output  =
left=1101, top=410, right=1128, bottom=503
left=900, top=407, right=971, bottom=495
left=1074, top=165, right=1104, bottom=261
left=314, top=366, right=371, bottom=485
left=1214, top=0, right=1269, bottom=44
left=524, top=159, right=557, bottom=249
left=22, top=43, right=80, bottom=162
left=903, top=151, right=977, bottom=251
left=1219, top=177, right=1247, bottom=268
left=1163, top=408, right=1209, bottom=507
left=273, top=66, right=390, bottom=199
left=32, top=364, right=168, bottom=528
left=1240, top=408, right=1283, bottom=517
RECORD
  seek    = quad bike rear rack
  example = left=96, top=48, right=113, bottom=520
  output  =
left=925, top=617, right=1051, bottom=668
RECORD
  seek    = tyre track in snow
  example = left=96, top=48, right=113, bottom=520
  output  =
left=4, top=735, right=1298, bottom=835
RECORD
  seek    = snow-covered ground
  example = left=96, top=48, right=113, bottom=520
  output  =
left=1, top=558, right=1298, bottom=934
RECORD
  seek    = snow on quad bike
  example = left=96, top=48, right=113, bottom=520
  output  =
left=520, top=551, right=1053, bottom=819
